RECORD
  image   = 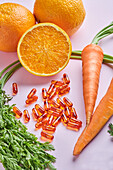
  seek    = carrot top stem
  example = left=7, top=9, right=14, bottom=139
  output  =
left=91, top=21, right=113, bottom=44
left=0, top=60, right=20, bottom=78
left=0, top=62, right=22, bottom=89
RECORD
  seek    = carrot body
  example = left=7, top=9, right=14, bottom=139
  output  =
left=81, top=44, right=104, bottom=125
left=73, top=78, right=113, bottom=156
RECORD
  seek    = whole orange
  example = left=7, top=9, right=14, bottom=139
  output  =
left=0, top=3, right=36, bottom=52
left=34, top=0, right=86, bottom=36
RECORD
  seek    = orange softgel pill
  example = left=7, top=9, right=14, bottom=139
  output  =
left=42, top=125, right=56, bottom=134
left=61, top=112, right=68, bottom=125
left=52, top=116, right=61, bottom=127
left=41, top=131, right=54, bottom=142
left=47, top=83, right=55, bottom=96
left=63, top=73, right=70, bottom=84
left=69, top=107, right=77, bottom=119
left=47, top=115, right=55, bottom=125
left=56, top=84, right=68, bottom=93
left=64, top=107, right=71, bottom=118
left=56, top=97, right=66, bottom=109
left=44, top=99, right=50, bottom=111
left=69, top=117, right=82, bottom=127
left=32, top=108, right=39, bottom=121
left=23, top=109, right=30, bottom=123
left=63, top=97, right=73, bottom=107
left=51, top=80, right=64, bottom=87
left=35, top=104, right=45, bottom=116
left=35, top=121, right=43, bottom=130
left=67, top=121, right=81, bottom=131
left=25, top=95, right=38, bottom=106
left=42, top=88, right=47, bottom=100
left=13, top=106, right=22, bottom=119
left=37, top=112, right=48, bottom=123
left=27, top=88, right=37, bottom=99
left=48, top=89, right=56, bottom=100
left=58, top=86, right=70, bottom=96
left=49, top=99, right=60, bottom=108
left=48, top=110, right=60, bottom=118
left=49, top=106, right=62, bottom=114
left=12, top=82, right=18, bottom=96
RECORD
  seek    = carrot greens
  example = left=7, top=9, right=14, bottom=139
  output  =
left=0, top=62, right=56, bottom=170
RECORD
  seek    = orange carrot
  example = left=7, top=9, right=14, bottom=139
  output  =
left=81, top=44, right=104, bottom=125
left=73, top=78, right=113, bottom=156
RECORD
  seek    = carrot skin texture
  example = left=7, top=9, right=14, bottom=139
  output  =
left=73, top=78, right=113, bottom=156
left=81, top=44, right=104, bottom=125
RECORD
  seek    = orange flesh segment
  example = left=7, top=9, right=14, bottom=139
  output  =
left=18, top=24, right=71, bottom=76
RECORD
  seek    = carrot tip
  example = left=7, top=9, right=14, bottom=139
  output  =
left=86, top=111, right=92, bottom=126
left=73, top=154, right=79, bottom=160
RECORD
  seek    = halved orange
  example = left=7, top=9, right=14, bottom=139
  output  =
left=17, top=23, right=72, bottom=76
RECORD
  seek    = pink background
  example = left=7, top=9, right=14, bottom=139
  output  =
left=0, top=0, right=113, bottom=170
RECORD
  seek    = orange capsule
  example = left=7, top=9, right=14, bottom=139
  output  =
left=64, top=107, right=71, bottom=119
left=37, top=112, right=48, bottom=123
left=67, top=121, right=81, bottom=131
left=47, top=115, right=55, bottom=125
left=27, top=88, right=37, bottom=99
left=58, top=87, right=70, bottom=97
left=23, top=110, right=30, bottom=123
left=12, top=83, right=18, bottom=96
left=49, top=99, right=60, bottom=108
left=48, top=89, right=56, bottom=100
left=63, top=73, right=70, bottom=84
left=32, top=108, right=39, bottom=121
left=52, top=111, right=61, bottom=117
left=49, top=106, right=62, bottom=114
left=51, top=80, right=64, bottom=87
left=25, top=95, right=38, bottom=106
left=41, top=131, right=54, bottom=142
left=69, top=117, right=82, bottom=127
left=56, top=84, right=68, bottom=93
left=42, top=125, right=56, bottom=134
left=69, top=107, right=77, bottom=119
left=56, top=98, right=66, bottom=109
left=44, top=99, right=50, bottom=111
left=35, top=104, right=45, bottom=116
left=61, top=112, right=68, bottom=125
left=63, top=97, right=73, bottom=107
left=52, top=116, right=61, bottom=127
left=48, top=110, right=60, bottom=118
left=35, top=122, right=43, bottom=130
left=42, top=117, right=49, bottom=125
left=13, top=106, right=22, bottom=119
left=47, top=84, right=55, bottom=96
left=42, top=88, right=47, bottom=100
left=55, top=81, right=64, bottom=87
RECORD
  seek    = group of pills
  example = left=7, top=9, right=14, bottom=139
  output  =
left=12, top=73, right=82, bottom=142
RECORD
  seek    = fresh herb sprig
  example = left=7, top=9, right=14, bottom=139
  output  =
left=108, top=123, right=113, bottom=136
left=0, top=62, right=56, bottom=170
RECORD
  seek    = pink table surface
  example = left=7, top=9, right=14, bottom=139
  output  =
left=0, top=0, right=113, bottom=170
